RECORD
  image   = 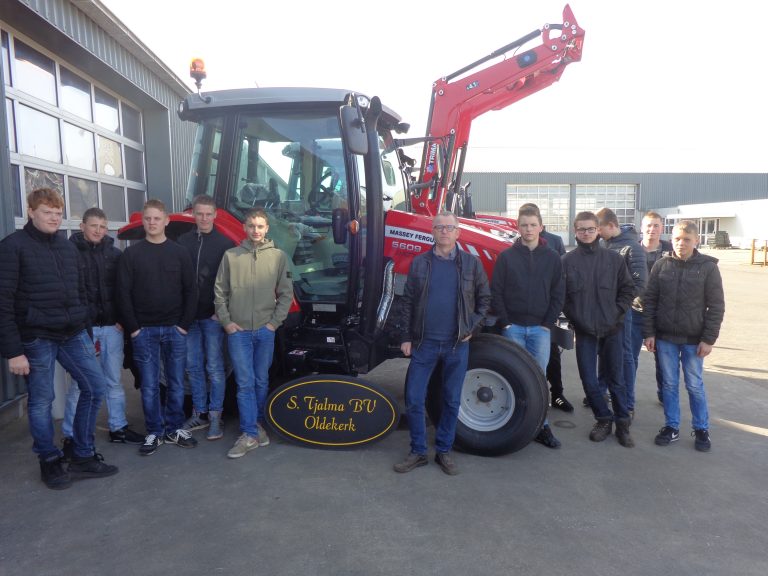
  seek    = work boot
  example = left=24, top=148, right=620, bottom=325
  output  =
left=435, top=451, right=459, bottom=476
left=61, top=437, right=74, bottom=462
left=589, top=419, right=613, bottom=442
left=393, top=452, right=428, bottom=473
left=40, top=456, right=72, bottom=490
left=615, top=418, right=635, bottom=448
left=207, top=411, right=224, bottom=441
left=68, top=453, right=119, bottom=479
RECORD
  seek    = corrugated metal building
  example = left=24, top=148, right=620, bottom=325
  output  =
left=0, top=0, right=194, bottom=417
left=465, top=171, right=768, bottom=246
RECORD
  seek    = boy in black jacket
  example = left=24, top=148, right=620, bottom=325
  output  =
left=0, top=189, right=118, bottom=489
left=492, top=204, right=564, bottom=448
left=61, top=207, right=144, bottom=456
left=643, top=220, right=724, bottom=452
left=177, top=195, right=235, bottom=440
left=562, top=211, right=635, bottom=447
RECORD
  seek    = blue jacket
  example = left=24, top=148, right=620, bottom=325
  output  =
left=604, top=225, right=648, bottom=298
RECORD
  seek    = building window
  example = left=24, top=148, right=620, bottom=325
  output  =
left=506, top=184, right=570, bottom=232
left=17, top=104, right=61, bottom=163
left=575, top=184, right=637, bottom=225
left=122, top=103, right=142, bottom=143
left=24, top=167, right=64, bottom=212
left=97, top=135, right=123, bottom=178
left=59, top=67, right=92, bottom=121
left=62, top=122, right=96, bottom=171
left=13, top=39, right=56, bottom=105
left=94, top=87, right=120, bottom=133
left=5, top=29, right=147, bottom=230
left=67, top=176, right=98, bottom=221
left=101, top=183, right=126, bottom=222
left=11, top=164, right=21, bottom=217
left=2, top=31, right=10, bottom=86
left=5, top=98, right=15, bottom=151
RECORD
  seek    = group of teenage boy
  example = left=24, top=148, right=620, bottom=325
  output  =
left=0, top=188, right=725, bottom=488
left=393, top=204, right=724, bottom=475
left=0, top=189, right=290, bottom=489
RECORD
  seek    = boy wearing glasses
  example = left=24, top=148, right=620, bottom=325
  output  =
left=394, top=211, right=490, bottom=475
left=562, top=211, right=635, bottom=446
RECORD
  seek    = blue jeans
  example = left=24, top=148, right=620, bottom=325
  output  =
left=186, top=318, right=226, bottom=413
left=23, top=330, right=105, bottom=460
left=131, top=326, right=187, bottom=436
left=656, top=340, right=709, bottom=430
left=502, top=324, right=551, bottom=425
left=62, top=325, right=126, bottom=436
left=630, top=309, right=664, bottom=400
left=574, top=329, right=629, bottom=421
left=405, top=339, right=469, bottom=455
left=227, top=327, right=275, bottom=436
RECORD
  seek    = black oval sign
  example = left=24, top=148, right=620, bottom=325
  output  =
left=267, top=375, right=400, bottom=449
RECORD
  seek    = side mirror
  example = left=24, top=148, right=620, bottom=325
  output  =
left=332, top=208, right=349, bottom=244
left=340, top=105, right=368, bottom=155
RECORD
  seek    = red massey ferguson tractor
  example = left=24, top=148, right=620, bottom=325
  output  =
left=119, top=5, right=584, bottom=455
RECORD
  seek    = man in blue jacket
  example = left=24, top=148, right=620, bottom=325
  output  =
left=0, top=188, right=118, bottom=489
left=492, top=204, right=564, bottom=448
left=597, top=207, right=648, bottom=417
left=394, top=211, right=490, bottom=475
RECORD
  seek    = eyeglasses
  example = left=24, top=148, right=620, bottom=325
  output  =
left=575, top=226, right=597, bottom=234
left=433, top=224, right=457, bottom=232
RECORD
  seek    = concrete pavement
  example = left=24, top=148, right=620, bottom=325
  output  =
left=0, top=248, right=766, bottom=576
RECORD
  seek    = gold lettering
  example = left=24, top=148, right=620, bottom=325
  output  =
left=286, top=395, right=298, bottom=410
left=303, top=415, right=357, bottom=432
left=303, top=395, right=346, bottom=414
left=349, top=398, right=376, bottom=413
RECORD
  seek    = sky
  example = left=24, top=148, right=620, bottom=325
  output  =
left=101, top=0, right=768, bottom=174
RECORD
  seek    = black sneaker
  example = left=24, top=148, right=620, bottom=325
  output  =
left=534, top=424, right=562, bottom=449
left=693, top=429, right=711, bottom=452
left=40, top=456, right=72, bottom=490
left=68, top=453, right=119, bottom=479
left=139, top=433, right=163, bottom=456
left=61, top=437, right=75, bottom=463
left=165, top=428, right=198, bottom=448
left=655, top=426, right=680, bottom=446
left=393, top=452, right=428, bottom=473
left=435, top=452, right=459, bottom=476
left=109, top=426, right=145, bottom=444
left=551, top=395, right=574, bottom=413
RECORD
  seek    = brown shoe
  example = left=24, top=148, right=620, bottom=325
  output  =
left=435, top=451, right=459, bottom=475
left=393, top=452, right=428, bottom=473
left=589, top=420, right=613, bottom=442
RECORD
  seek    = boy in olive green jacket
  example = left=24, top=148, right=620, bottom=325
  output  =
left=214, top=209, right=293, bottom=459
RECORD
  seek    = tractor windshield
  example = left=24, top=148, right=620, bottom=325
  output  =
left=185, top=110, right=353, bottom=305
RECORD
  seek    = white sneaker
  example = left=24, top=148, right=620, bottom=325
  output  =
left=227, top=434, right=259, bottom=459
